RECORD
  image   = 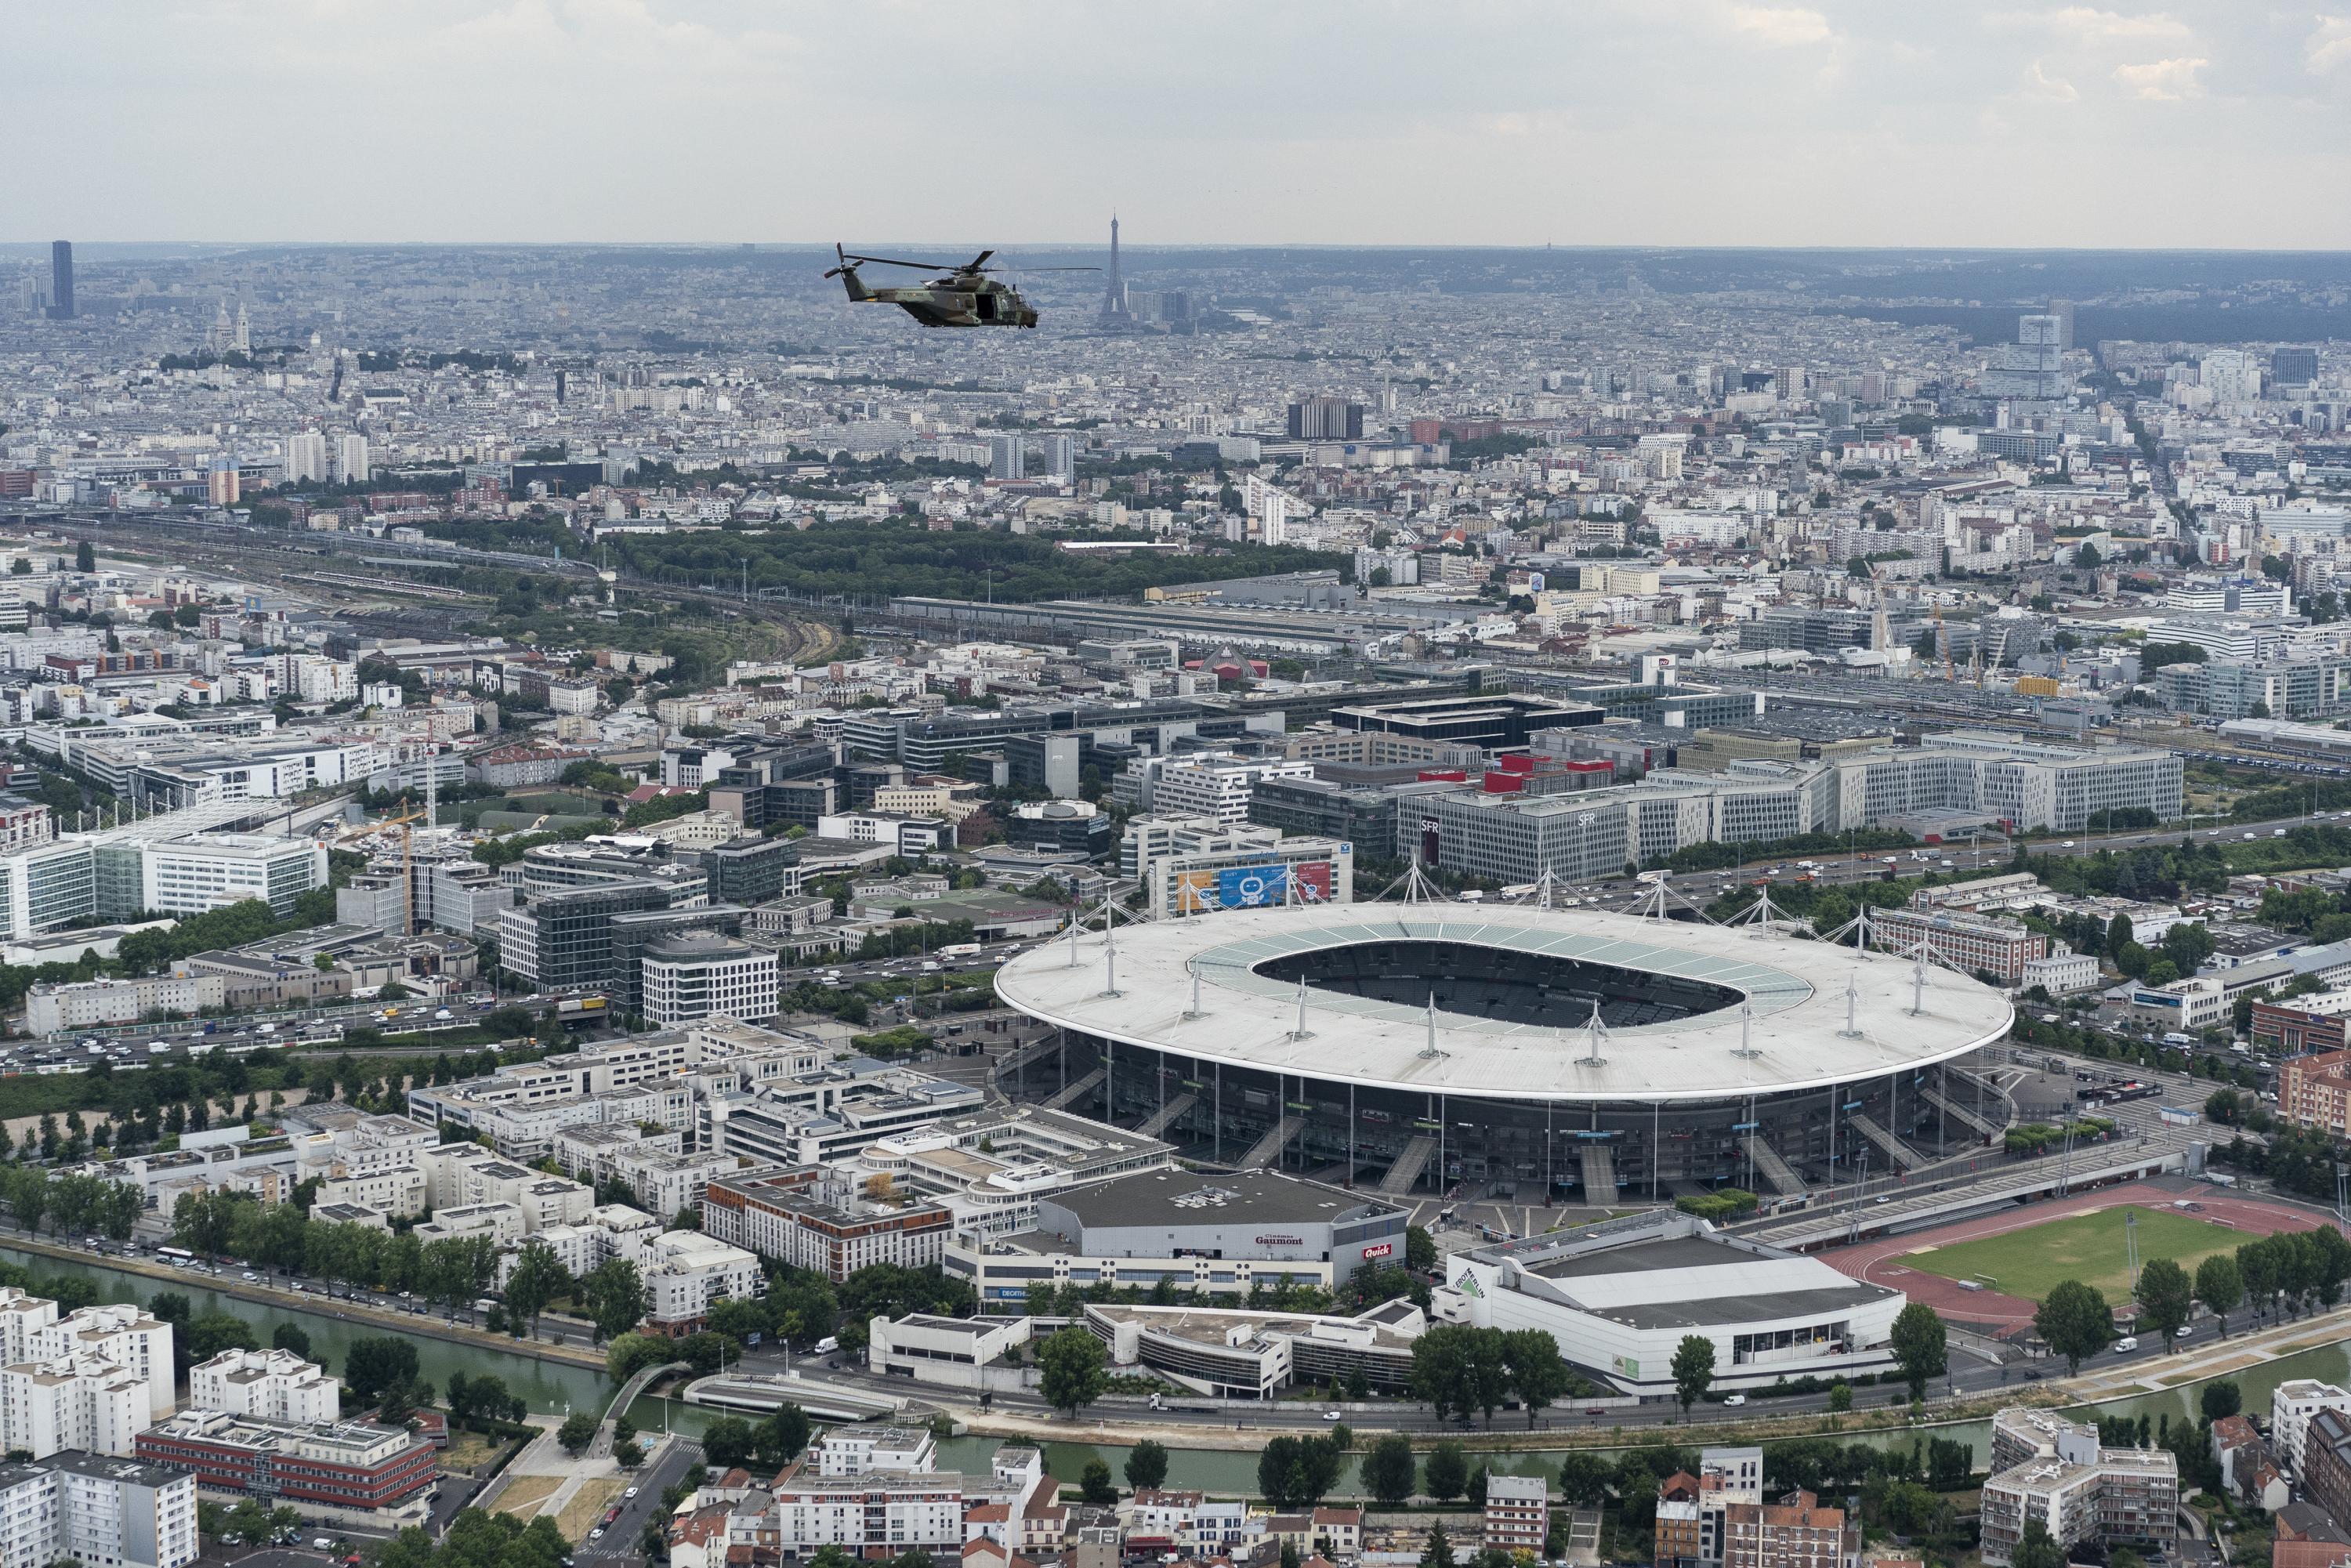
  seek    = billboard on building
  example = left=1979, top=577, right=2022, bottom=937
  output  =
left=1175, top=869, right=1221, bottom=914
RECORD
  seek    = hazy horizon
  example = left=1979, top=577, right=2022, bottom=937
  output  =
left=11, top=2, right=2351, bottom=249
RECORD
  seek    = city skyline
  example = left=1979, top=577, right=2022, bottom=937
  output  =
left=10, top=2, right=2351, bottom=248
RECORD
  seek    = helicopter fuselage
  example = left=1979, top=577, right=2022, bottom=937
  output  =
left=841, top=271, right=1038, bottom=328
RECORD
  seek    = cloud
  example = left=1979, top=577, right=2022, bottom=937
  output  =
left=2027, top=57, right=2081, bottom=98
left=2308, top=15, right=2351, bottom=72
left=2112, top=54, right=2208, bottom=96
left=1989, top=7, right=2194, bottom=41
left=1722, top=5, right=1834, bottom=45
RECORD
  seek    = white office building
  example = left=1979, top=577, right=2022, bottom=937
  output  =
left=640, top=934, right=778, bottom=1026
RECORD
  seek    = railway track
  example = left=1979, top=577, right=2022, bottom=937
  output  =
left=20, top=513, right=839, bottom=663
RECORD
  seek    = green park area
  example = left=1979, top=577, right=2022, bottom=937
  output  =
left=1900, top=1205, right=2247, bottom=1302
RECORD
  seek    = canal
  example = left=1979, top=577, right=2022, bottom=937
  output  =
left=20, top=1245, right=2346, bottom=1498
left=0, top=1244, right=613, bottom=1418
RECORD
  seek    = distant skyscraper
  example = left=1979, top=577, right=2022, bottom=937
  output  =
left=48, top=241, right=73, bottom=321
left=207, top=457, right=239, bottom=508
left=2201, top=349, right=2258, bottom=405
left=333, top=434, right=370, bottom=486
left=284, top=432, right=326, bottom=486
left=988, top=434, right=1024, bottom=481
left=2048, top=299, right=2075, bottom=352
left=1042, top=433, right=1075, bottom=483
left=1100, top=214, right=1128, bottom=323
left=1286, top=396, right=1363, bottom=440
left=2273, top=346, right=2320, bottom=389
left=555, top=368, right=568, bottom=404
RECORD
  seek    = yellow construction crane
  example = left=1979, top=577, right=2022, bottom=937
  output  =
left=370, top=802, right=428, bottom=936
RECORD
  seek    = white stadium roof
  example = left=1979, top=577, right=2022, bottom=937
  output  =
left=994, top=904, right=2012, bottom=1104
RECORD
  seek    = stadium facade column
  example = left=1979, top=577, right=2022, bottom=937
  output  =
left=1214, top=1062, right=1222, bottom=1163
left=1348, top=1081, right=1356, bottom=1189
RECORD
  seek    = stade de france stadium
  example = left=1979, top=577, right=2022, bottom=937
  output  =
left=991, top=905, right=2016, bottom=1202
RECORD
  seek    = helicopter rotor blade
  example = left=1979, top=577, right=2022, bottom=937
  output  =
left=838, top=252, right=961, bottom=271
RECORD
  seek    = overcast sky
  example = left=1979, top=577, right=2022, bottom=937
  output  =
left=12, top=1, right=2351, bottom=249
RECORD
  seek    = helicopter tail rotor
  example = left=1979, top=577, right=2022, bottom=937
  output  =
left=824, top=244, right=875, bottom=302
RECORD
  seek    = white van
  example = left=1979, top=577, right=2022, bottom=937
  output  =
left=2114, top=1335, right=2139, bottom=1353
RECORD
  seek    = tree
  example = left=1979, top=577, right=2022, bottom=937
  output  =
left=1363, top=1434, right=1418, bottom=1506
left=1036, top=1325, right=1107, bottom=1417
left=1671, top=1334, right=1715, bottom=1421
left=1125, top=1439, right=1169, bottom=1494
left=556, top=1413, right=598, bottom=1456
left=1080, top=1458, right=1117, bottom=1505
left=503, top=1240, right=571, bottom=1338
left=2201, top=1380, right=2243, bottom=1423
left=1543, top=1454, right=1617, bottom=1514
left=2195, top=1254, right=2244, bottom=1338
left=344, top=1337, right=421, bottom=1410
left=1405, top=1226, right=1437, bottom=1273
left=1501, top=1328, right=1570, bottom=1429
left=1423, top=1440, right=1469, bottom=1504
left=1889, top=1302, right=1947, bottom=1400
left=2036, top=1280, right=2117, bottom=1374
left=270, top=1323, right=315, bottom=1366
left=753, top=1404, right=813, bottom=1470
left=2134, top=1257, right=2194, bottom=1351
left=75, top=540, right=94, bottom=574
left=1411, top=1324, right=1511, bottom=1427
left=614, top=1437, right=643, bottom=1468
left=581, top=1257, right=650, bottom=1343
left=1418, top=1524, right=1456, bottom=1568
left=2012, top=1519, right=2063, bottom=1568
left=701, top=1416, right=755, bottom=1470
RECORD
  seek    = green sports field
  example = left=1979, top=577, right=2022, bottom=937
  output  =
left=1899, top=1205, right=2245, bottom=1302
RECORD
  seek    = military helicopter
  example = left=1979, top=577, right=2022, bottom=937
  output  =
left=824, top=245, right=1095, bottom=328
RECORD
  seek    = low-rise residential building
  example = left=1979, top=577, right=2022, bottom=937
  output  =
left=2281, top=1047, right=2351, bottom=1137
left=703, top=1169, right=951, bottom=1283
left=2274, top=1380, right=2351, bottom=1474
left=1980, top=1408, right=2179, bottom=1566
left=187, top=1349, right=338, bottom=1426
left=624, top=1230, right=763, bottom=1337
left=1722, top=1492, right=1855, bottom=1568
left=765, top=1463, right=966, bottom=1556
left=1485, top=1473, right=1549, bottom=1553
left=2306, top=1408, right=2351, bottom=1529
left=813, top=1427, right=936, bottom=1477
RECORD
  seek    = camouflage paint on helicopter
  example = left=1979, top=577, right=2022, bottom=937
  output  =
left=824, top=246, right=1096, bottom=328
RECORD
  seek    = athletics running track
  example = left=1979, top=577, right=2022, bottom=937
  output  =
left=1820, top=1177, right=2324, bottom=1333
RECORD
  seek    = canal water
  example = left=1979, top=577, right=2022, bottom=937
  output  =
left=19, top=1245, right=2345, bottom=1497
left=0, top=1244, right=611, bottom=1418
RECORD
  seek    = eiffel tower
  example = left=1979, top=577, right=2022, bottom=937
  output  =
left=1099, top=214, right=1129, bottom=324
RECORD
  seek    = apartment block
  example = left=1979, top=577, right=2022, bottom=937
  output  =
left=1980, top=1409, right=2178, bottom=1566
left=1484, top=1472, right=1549, bottom=1553
left=187, top=1349, right=338, bottom=1426
left=0, top=1454, right=197, bottom=1568
left=702, top=1169, right=951, bottom=1283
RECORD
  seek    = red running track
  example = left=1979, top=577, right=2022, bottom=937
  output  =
left=1819, top=1179, right=2324, bottom=1331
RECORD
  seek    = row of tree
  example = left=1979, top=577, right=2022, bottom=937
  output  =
left=2033, top=1225, right=2351, bottom=1372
